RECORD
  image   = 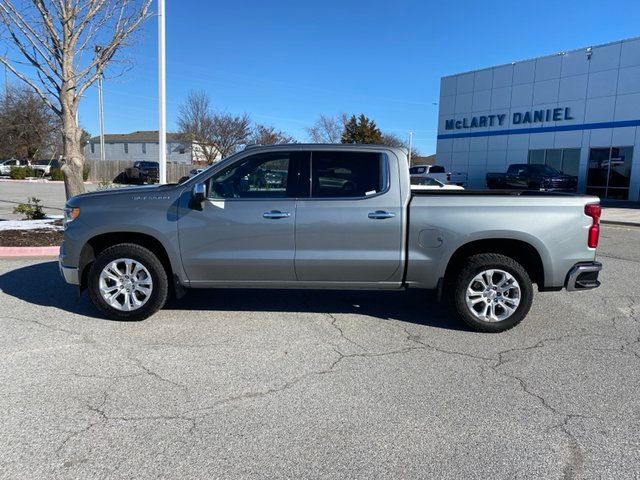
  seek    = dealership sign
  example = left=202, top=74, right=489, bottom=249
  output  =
left=444, top=107, right=574, bottom=130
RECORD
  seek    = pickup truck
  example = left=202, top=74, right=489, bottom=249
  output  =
left=486, top=164, right=578, bottom=192
left=409, top=164, right=448, bottom=184
left=60, top=145, right=602, bottom=332
left=124, top=161, right=160, bottom=184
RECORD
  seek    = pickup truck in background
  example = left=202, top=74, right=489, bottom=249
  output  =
left=486, top=164, right=578, bottom=192
left=409, top=164, right=448, bottom=184
left=60, top=145, right=602, bottom=332
left=32, top=159, right=61, bottom=177
left=124, top=161, right=160, bottom=184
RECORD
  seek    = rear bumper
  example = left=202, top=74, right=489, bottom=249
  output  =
left=565, top=261, right=602, bottom=291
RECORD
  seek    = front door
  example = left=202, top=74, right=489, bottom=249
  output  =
left=294, top=150, right=404, bottom=284
left=178, top=151, right=307, bottom=284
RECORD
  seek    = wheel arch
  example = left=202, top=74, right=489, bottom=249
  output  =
left=79, top=232, right=174, bottom=292
left=443, top=238, right=546, bottom=290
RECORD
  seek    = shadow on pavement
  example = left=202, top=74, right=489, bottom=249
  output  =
left=1, top=260, right=467, bottom=331
left=0, top=260, right=99, bottom=318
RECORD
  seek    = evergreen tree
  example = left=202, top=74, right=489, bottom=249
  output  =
left=340, top=114, right=383, bottom=144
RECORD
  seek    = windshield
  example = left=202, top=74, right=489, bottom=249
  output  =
left=528, top=164, right=561, bottom=175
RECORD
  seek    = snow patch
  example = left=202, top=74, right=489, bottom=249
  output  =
left=0, top=219, right=63, bottom=231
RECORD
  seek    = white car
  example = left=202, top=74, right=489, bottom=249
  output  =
left=409, top=164, right=448, bottom=184
left=0, top=158, right=29, bottom=175
left=411, top=176, right=465, bottom=190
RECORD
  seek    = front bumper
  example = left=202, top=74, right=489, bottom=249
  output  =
left=59, top=255, right=79, bottom=285
left=565, top=261, right=602, bottom=291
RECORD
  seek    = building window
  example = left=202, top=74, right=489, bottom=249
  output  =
left=586, top=146, right=633, bottom=200
left=528, top=148, right=580, bottom=176
left=90, top=143, right=95, bottom=154
left=124, top=143, right=129, bottom=154
left=179, top=146, right=185, bottom=154
left=141, top=143, right=146, bottom=154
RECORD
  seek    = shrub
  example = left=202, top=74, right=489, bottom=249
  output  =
left=83, top=164, right=90, bottom=181
left=50, top=168, right=64, bottom=181
left=9, top=166, right=35, bottom=180
left=13, top=197, right=45, bottom=220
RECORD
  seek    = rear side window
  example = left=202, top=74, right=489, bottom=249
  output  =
left=410, top=166, right=426, bottom=174
left=428, top=165, right=445, bottom=173
left=310, top=151, right=385, bottom=198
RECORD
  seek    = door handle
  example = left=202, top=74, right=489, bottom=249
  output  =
left=368, top=210, right=396, bottom=220
left=263, top=210, right=291, bottom=219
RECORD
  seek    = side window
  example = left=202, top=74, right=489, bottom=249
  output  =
left=429, top=165, right=445, bottom=173
left=311, top=151, right=385, bottom=198
left=208, top=152, right=296, bottom=199
left=124, top=143, right=129, bottom=154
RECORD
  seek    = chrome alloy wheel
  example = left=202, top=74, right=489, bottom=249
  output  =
left=465, top=269, right=521, bottom=322
left=99, top=258, right=153, bottom=311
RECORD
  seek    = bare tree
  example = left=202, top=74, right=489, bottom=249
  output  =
left=0, top=84, right=61, bottom=159
left=306, top=114, right=345, bottom=143
left=177, top=90, right=218, bottom=164
left=208, top=112, right=251, bottom=158
left=250, top=124, right=295, bottom=146
left=0, top=0, right=152, bottom=198
left=177, top=90, right=251, bottom=162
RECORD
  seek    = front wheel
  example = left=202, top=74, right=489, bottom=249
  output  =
left=88, top=243, right=169, bottom=321
left=451, top=253, right=534, bottom=333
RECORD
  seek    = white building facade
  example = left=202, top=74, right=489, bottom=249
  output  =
left=84, top=130, right=217, bottom=165
left=436, top=37, right=640, bottom=201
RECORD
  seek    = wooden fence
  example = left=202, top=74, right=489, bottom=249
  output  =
left=85, top=160, right=193, bottom=184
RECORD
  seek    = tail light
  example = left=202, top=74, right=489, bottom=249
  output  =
left=585, top=203, right=601, bottom=248
left=446, top=172, right=451, bottom=182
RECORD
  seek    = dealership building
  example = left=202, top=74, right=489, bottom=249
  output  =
left=436, top=36, right=640, bottom=200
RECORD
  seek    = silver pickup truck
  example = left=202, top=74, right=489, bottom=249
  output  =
left=60, top=145, right=602, bottom=332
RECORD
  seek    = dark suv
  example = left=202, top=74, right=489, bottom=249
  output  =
left=486, top=164, right=578, bottom=192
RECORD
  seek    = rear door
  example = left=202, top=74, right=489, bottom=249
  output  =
left=179, top=151, right=307, bottom=284
left=294, top=150, right=404, bottom=284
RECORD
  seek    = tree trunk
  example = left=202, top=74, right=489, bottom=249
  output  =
left=60, top=91, right=85, bottom=199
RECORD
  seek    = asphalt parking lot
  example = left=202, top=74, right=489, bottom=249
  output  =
left=0, top=225, right=639, bottom=479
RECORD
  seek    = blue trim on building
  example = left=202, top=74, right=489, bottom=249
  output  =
left=437, top=119, right=640, bottom=140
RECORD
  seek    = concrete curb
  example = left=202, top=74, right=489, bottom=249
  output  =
left=0, top=246, right=59, bottom=257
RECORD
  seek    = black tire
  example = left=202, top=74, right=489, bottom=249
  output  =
left=451, top=253, right=534, bottom=333
left=87, top=243, right=169, bottom=321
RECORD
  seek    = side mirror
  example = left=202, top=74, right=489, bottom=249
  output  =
left=189, top=183, right=206, bottom=211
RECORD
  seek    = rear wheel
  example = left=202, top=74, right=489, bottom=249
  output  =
left=451, top=253, right=533, bottom=333
left=88, top=243, right=168, bottom=321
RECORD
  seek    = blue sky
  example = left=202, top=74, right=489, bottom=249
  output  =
left=71, top=0, right=640, bottom=155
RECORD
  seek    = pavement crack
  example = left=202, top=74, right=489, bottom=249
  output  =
left=1, top=315, right=81, bottom=337
left=326, top=313, right=366, bottom=350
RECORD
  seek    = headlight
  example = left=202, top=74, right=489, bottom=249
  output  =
left=63, top=206, right=80, bottom=226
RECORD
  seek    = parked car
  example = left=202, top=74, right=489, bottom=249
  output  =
left=60, top=145, right=602, bottom=332
left=411, top=176, right=464, bottom=190
left=0, top=158, right=29, bottom=175
left=486, top=164, right=578, bottom=192
left=409, top=164, right=448, bottom=184
left=31, top=159, right=61, bottom=177
left=124, top=161, right=160, bottom=184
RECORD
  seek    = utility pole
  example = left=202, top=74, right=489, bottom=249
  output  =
left=157, top=0, right=167, bottom=184
left=408, top=131, right=413, bottom=165
left=95, top=46, right=106, bottom=162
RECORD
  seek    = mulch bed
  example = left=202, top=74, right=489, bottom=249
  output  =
left=0, top=229, right=63, bottom=247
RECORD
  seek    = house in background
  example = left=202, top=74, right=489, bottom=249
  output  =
left=84, top=130, right=220, bottom=165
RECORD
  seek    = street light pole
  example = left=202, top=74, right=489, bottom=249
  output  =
left=157, top=0, right=167, bottom=184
